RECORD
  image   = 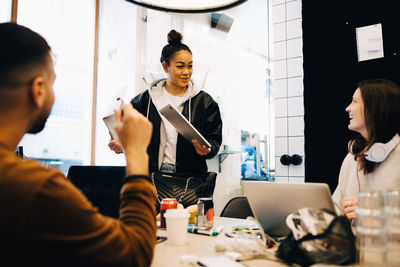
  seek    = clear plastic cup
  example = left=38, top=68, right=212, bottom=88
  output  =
left=164, top=209, right=190, bottom=246
left=385, top=189, right=400, bottom=267
left=355, top=191, right=385, bottom=266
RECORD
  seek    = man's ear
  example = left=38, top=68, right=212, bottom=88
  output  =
left=29, top=76, right=46, bottom=108
left=161, top=61, right=169, bottom=73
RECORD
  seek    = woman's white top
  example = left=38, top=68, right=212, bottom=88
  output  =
left=159, top=87, right=187, bottom=165
left=332, top=142, right=400, bottom=210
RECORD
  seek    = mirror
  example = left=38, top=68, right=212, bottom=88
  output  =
left=125, top=0, right=247, bottom=13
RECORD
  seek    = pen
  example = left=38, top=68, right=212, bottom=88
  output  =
left=116, top=97, right=125, bottom=108
left=188, top=226, right=223, bottom=236
left=116, top=97, right=125, bottom=116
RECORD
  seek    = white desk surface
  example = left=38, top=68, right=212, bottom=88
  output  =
left=152, top=217, right=357, bottom=267
left=152, top=217, right=286, bottom=267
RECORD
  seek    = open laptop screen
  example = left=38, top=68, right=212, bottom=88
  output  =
left=243, top=181, right=335, bottom=237
left=67, top=166, right=126, bottom=218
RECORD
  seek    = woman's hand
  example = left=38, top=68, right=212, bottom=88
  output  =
left=341, top=196, right=358, bottom=220
left=191, top=139, right=211, bottom=156
left=108, top=137, right=123, bottom=153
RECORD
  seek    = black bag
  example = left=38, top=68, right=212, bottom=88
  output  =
left=276, top=211, right=356, bottom=267
left=151, top=171, right=217, bottom=213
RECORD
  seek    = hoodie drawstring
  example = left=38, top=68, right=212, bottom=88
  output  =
left=146, top=90, right=192, bottom=122
left=189, top=98, right=191, bottom=123
left=146, top=97, right=151, bottom=118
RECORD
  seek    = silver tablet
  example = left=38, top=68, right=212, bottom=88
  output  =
left=103, top=114, right=118, bottom=141
left=159, top=104, right=211, bottom=148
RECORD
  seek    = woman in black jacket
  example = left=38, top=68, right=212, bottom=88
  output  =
left=109, top=30, right=222, bottom=174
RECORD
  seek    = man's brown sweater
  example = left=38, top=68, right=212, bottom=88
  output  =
left=0, top=144, right=156, bottom=266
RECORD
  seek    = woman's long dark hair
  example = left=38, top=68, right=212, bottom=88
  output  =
left=160, top=30, right=192, bottom=65
left=349, top=79, right=400, bottom=174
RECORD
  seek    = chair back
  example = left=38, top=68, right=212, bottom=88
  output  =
left=152, top=171, right=217, bottom=212
left=220, top=196, right=254, bottom=219
left=67, top=165, right=125, bottom=218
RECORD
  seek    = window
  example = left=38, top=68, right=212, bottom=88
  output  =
left=95, top=0, right=138, bottom=165
left=17, top=0, right=95, bottom=173
left=0, top=0, right=11, bottom=22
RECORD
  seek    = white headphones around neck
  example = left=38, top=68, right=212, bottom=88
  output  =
left=363, top=134, right=400, bottom=163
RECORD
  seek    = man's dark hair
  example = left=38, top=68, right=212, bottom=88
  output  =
left=0, top=22, right=51, bottom=91
left=241, top=130, right=250, bottom=143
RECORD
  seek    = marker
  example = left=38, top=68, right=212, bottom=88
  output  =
left=188, top=226, right=223, bottom=236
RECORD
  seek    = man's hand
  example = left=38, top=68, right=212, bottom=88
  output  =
left=191, top=139, right=211, bottom=156
left=342, top=196, right=358, bottom=220
left=114, top=105, right=153, bottom=175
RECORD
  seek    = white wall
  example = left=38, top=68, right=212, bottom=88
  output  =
left=0, top=0, right=11, bottom=22
left=272, top=0, right=305, bottom=183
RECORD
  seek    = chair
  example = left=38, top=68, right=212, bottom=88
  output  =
left=67, top=166, right=126, bottom=218
left=153, top=171, right=217, bottom=213
left=220, top=196, right=254, bottom=219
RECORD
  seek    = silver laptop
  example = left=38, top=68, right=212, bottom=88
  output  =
left=243, top=181, right=336, bottom=237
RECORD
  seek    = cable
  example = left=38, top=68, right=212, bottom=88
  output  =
left=356, top=156, right=362, bottom=191
left=214, top=216, right=281, bottom=262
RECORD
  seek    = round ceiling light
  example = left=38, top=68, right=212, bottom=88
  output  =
left=125, top=0, right=247, bottom=13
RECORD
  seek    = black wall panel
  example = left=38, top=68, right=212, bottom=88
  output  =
left=302, top=0, right=400, bottom=193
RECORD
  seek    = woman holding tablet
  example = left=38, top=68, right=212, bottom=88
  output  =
left=109, top=30, right=222, bottom=174
left=332, top=79, right=400, bottom=220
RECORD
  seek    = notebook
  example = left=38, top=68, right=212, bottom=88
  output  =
left=159, top=104, right=211, bottom=148
left=67, top=165, right=126, bottom=218
left=243, top=181, right=336, bottom=237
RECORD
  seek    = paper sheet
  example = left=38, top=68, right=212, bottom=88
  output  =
left=356, top=23, right=384, bottom=62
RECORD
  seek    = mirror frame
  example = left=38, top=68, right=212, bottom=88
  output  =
left=125, top=0, right=247, bottom=13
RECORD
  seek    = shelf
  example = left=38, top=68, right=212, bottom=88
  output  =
left=217, top=150, right=242, bottom=172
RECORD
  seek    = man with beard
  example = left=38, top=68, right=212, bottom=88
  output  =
left=0, top=22, right=156, bottom=267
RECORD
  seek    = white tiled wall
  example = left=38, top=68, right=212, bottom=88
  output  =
left=274, top=59, right=287, bottom=79
left=275, top=98, right=288, bottom=117
left=288, top=77, right=303, bottom=97
left=286, top=0, right=301, bottom=20
left=274, top=79, right=287, bottom=98
left=275, top=117, right=288, bottom=137
left=273, top=0, right=304, bottom=183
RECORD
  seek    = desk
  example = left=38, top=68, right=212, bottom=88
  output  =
left=152, top=217, right=285, bottom=267
left=152, top=217, right=356, bottom=267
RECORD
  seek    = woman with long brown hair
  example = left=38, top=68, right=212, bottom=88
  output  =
left=333, top=79, right=400, bottom=220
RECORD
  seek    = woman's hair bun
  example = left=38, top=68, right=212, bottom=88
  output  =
left=167, top=30, right=182, bottom=45
left=160, top=29, right=191, bottom=64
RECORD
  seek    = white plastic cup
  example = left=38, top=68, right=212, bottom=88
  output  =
left=164, top=209, right=190, bottom=246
